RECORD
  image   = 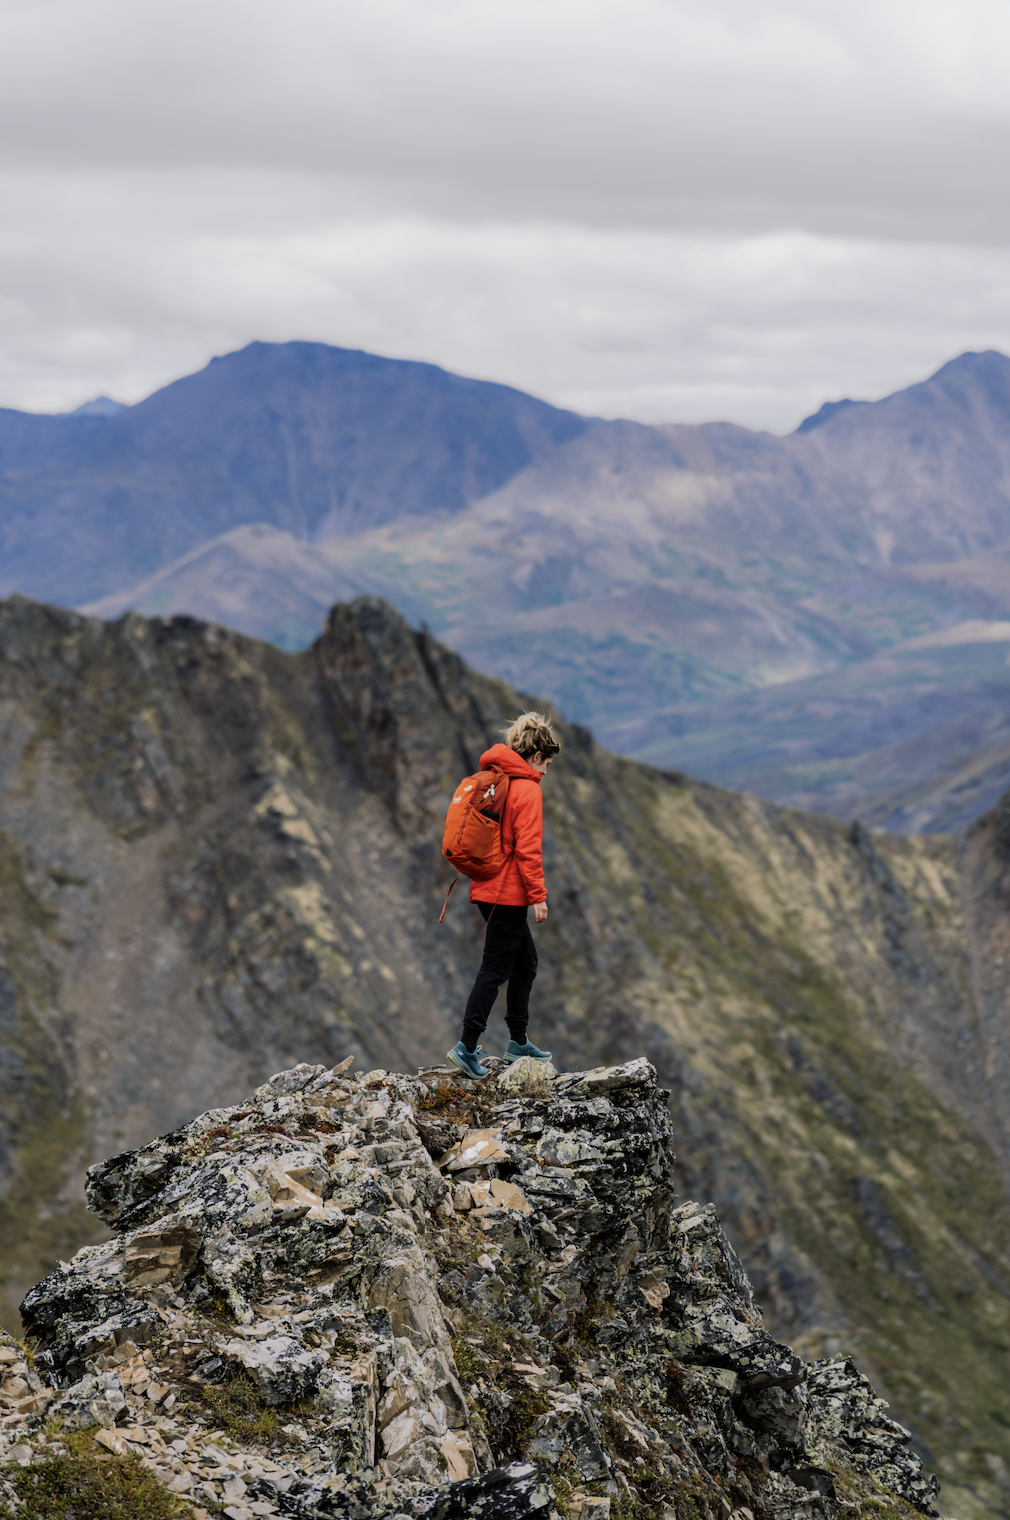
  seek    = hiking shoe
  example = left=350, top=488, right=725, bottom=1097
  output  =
left=447, top=1041, right=489, bottom=1080
left=504, top=1038, right=552, bottom=1063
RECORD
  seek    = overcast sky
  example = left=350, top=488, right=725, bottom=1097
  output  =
left=2, top=0, right=1010, bottom=430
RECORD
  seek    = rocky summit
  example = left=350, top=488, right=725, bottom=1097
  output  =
left=0, top=1056, right=938, bottom=1520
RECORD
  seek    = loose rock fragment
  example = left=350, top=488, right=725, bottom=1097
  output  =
left=438, top=1130, right=511, bottom=1172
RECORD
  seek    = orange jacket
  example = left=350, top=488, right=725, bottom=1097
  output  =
left=470, top=743, right=547, bottom=907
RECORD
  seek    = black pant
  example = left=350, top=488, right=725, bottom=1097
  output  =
left=461, top=903, right=538, bottom=1052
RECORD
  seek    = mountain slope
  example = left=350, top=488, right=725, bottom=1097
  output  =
left=84, top=523, right=420, bottom=652
left=0, top=341, right=588, bottom=605
left=801, top=350, right=1010, bottom=563
left=2, top=594, right=1010, bottom=1515
left=608, top=622, right=1010, bottom=833
left=84, top=417, right=877, bottom=689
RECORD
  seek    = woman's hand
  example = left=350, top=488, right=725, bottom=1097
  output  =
left=533, top=901, right=548, bottom=924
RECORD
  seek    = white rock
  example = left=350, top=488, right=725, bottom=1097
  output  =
left=377, top=1370, right=420, bottom=1429
left=381, top=1405, right=424, bottom=1460
left=440, top=1431, right=479, bottom=1479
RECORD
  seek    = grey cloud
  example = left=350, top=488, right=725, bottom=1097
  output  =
left=1, top=0, right=1010, bottom=426
left=1, top=0, right=1009, bottom=237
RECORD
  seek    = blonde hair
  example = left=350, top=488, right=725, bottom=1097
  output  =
left=502, top=711, right=561, bottom=761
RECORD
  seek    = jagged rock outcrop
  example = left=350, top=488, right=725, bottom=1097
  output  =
left=0, top=1058, right=938, bottom=1520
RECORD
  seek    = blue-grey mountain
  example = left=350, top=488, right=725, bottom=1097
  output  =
left=0, top=340, right=587, bottom=605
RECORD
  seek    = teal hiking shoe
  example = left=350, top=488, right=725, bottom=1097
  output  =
left=504, top=1038, right=552, bottom=1063
left=447, top=1041, right=488, bottom=1080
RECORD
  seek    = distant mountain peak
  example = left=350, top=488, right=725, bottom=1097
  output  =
left=69, top=395, right=128, bottom=418
left=794, top=396, right=866, bottom=435
left=933, top=347, right=1009, bottom=372
left=794, top=351, right=1010, bottom=436
left=925, top=348, right=1010, bottom=395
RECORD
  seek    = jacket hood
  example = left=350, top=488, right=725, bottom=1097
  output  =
left=480, top=743, right=543, bottom=782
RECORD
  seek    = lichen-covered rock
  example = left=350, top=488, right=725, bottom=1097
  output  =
left=0, top=1058, right=941, bottom=1520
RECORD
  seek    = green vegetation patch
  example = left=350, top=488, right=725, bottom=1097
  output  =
left=0, top=1431, right=194, bottom=1520
left=416, top=1076, right=504, bottom=1126
left=448, top=1323, right=549, bottom=1463
left=184, top=1368, right=314, bottom=1449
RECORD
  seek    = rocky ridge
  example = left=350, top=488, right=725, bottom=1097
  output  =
left=0, top=1056, right=939, bottom=1520
left=2, top=594, right=1010, bottom=1514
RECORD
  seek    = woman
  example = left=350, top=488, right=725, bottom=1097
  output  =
left=447, top=711, right=561, bottom=1081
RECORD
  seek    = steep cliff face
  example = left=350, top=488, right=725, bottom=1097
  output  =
left=0, top=1057, right=940, bottom=1520
left=0, top=594, right=1009, bottom=1515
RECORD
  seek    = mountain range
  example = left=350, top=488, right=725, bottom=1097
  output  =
left=8, top=341, right=1010, bottom=828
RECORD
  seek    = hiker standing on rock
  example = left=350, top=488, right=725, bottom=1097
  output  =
left=445, top=712, right=560, bottom=1080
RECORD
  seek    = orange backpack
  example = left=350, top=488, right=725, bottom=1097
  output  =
left=438, top=764, right=513, bottom=921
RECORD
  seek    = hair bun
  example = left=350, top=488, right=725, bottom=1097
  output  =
left=502, top=711, right=561, bottom=760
